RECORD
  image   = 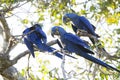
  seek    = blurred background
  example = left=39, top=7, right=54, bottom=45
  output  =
left=0, top=0, right=120, bottom=80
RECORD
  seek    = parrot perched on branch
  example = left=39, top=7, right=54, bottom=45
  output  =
left=23, top=24, right=63, bottom=58
left=62, top=13, right=117, bottom=59
left=62, top=13, right=99, bottom=44
left=51, top=26, right=120, bottom=73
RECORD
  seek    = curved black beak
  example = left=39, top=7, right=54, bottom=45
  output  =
left=62, top=16, right=67, bottom=25
left=51, top=32, right=55, bottom=37
left=51, top=26, right=60, bottom=37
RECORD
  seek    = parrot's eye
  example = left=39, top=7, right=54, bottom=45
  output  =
left=55, top=28, right=59, bottom=35
left=66, top=17, right=70, bottom=21
left=55, top=27, right=58, bottom=31
left=63, top=16, right=71, bottom=24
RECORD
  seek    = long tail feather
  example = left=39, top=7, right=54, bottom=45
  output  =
left=37, top=43, right=76, bottom=59
left=24, top=38, right=35, bottom=57
left=78, top=52, right=120, bottom=73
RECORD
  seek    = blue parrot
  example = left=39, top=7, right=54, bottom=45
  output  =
left=62, top=13, right=111, bottom=58
left=23, top=24, right=63, bottom=58
left=62, top=13, right=99, bottom=44
left=51, top=26, right=120, bottom=73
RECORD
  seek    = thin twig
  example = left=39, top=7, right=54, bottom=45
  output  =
left=61, top=53, right=67, bottom=80
left=11, top=50, right=30, bottom=65
left=5, top=36, right=18, bottom=55
left=11, top=39, right=61, bottom=66
left=26, top=54, right=34, bottom=80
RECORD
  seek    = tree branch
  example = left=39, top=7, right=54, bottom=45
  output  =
left=0, top=14, right=11, bottom=42
left=77, top=29, right=97, bottom=40
left=11, top=50, right=30, bottom=65
left=0, top=1, right=28, bottom=14
left=5, top=37, right=17, bottom=55
left=0, top=14, right=11, bottom=54
left=47, top=39, right=58, bottom=46
left=61, top=52, right=67, bottom=79
left=11, top=39, right=59, bottom=65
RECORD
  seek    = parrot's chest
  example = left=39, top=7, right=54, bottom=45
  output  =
left=61, top=37, right=78, bottom=53
left=72, top=18, right=86, bottom=30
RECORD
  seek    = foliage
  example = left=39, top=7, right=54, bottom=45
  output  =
left=31, top=0, right=120, bottom=25
left=20, top=57, right=60, bottom=80
left=0, top=0, right=120, bottom=80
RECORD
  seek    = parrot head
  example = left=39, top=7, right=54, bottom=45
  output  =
left=51, top=26, right=60, bottom=37
left=62, top=14, right=71, bottom=24
left=32, top=24, right=42, bottom=28
left=63, top=13, right=78, bottom=24
left=51, top=26, right=66, bottom=37
left=29, top=24, right=42, bottom=30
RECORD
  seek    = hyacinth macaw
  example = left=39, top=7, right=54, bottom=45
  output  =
left=62, top=13, right=99, bottom=44
left=23, top=24, right=63, bottom=58
left=63, top=13, right=112, bottom=58
left=51, top=26, right=120, bottom=73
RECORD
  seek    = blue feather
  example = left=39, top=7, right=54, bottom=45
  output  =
left=23, top=24, right=62, bottom=58
left=63, top=13, right=99, bottom=44
left=63, top=13, right=96, bottom=36
left=24, top=38, right=35, bottom=57
left=23, top=24, right=76, bottom=59
left=51, top=26, right=120, bottom=73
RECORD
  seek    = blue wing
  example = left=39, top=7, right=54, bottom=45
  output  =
left=79, top=16, right=95, bottom=35
left=64, top=33, right=94, bottom=54
left=35, top=26, right=47, bottom=43
left=36, top=42, right=76, bottom=59
left=23, top=28, right=30, bottom=35
left=64, top=33, right=89, bottom=48
left=24, top=38, right=35, bottom=57
left=63, top=34, right=120, bottom=72
left=64, top=33, right=120, bottom=72
left=35, top=42, right=55, bottom=52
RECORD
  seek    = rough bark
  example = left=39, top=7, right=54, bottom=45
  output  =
left=2, top=66, right=25, bottom=80
left=0, top=3, right=29, bottom=79
left=0, top=2, right=58, bottom=79
left=0, top=37, right=58, bottom=80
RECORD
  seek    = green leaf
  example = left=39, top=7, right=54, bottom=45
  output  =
left=115, top=29, right=120, bottom=34
left=21, top=19, right=29, bottom=24
left=71, top=0, right=75, bottom=4
left=20, top=69, right=25, bottom=76
left=80, top=9, right=87, bottom=15
left=105, top=75, right=108, bottom=80
left=90, top=5, right=95, bottom=11
left=106, top=17, right=118, bottom=25
left=100, top=73, right=105, bottom=80
left=59, top=3, right=64, bottom=9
